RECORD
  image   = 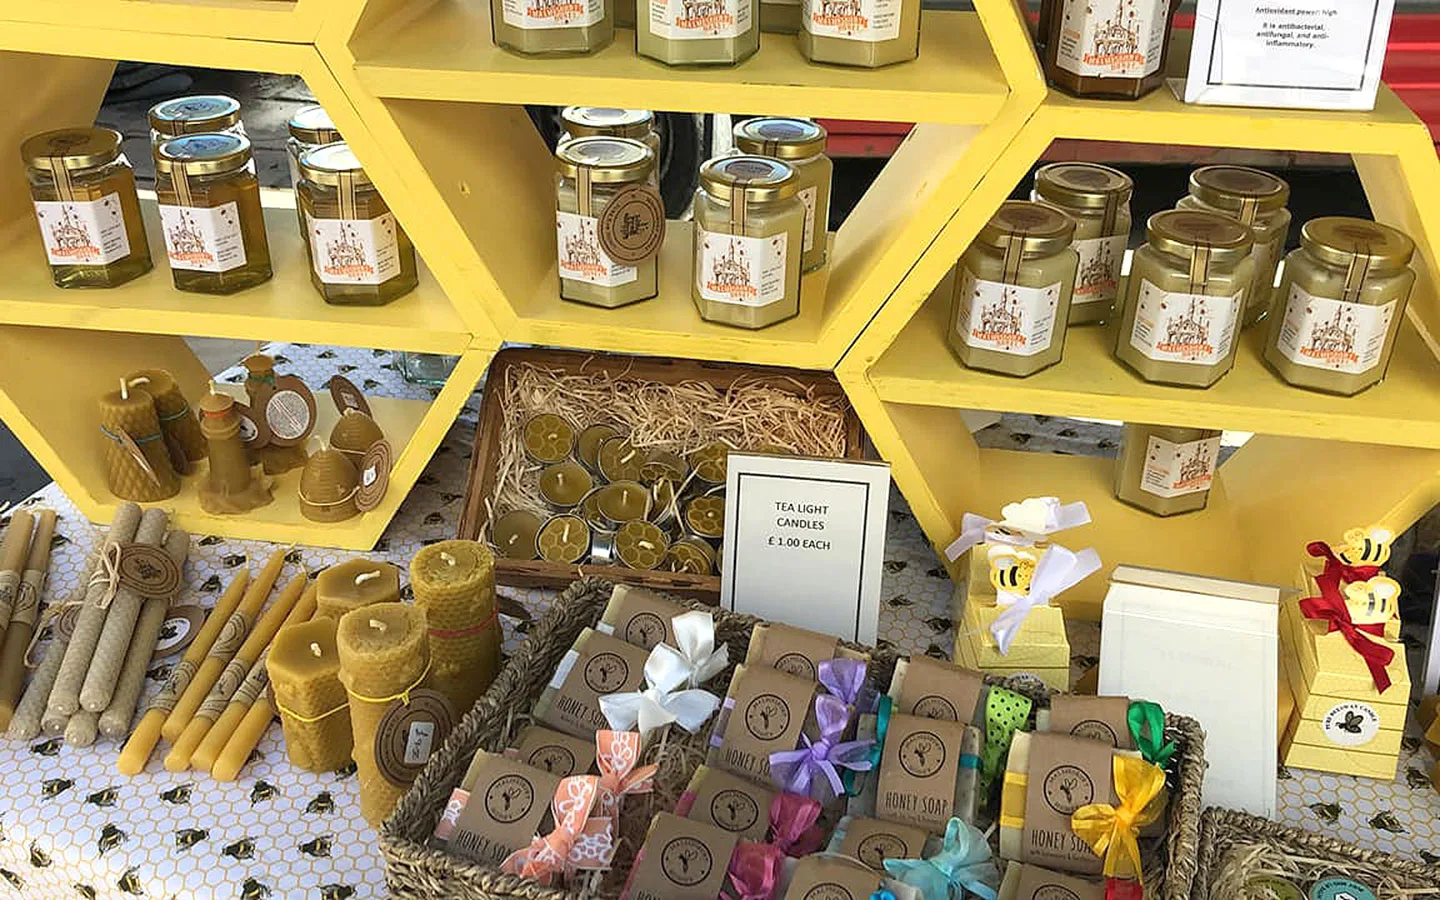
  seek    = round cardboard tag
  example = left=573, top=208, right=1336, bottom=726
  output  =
left=374, top=689, right=455, bottom=788
left=1321, top=700, right=1381, bottom=747
left=327, top=375, right=373, bottom=419
left=153, top=606, right=206, bottom=659
left=598, top=184, right=666, bottom=264
left=355, top=440, right=393, bottom=512
left=265, top=376, right=317, bottom=447
left=234, top=399, right=271, bottom=450
left=53, top=603, right=83, bottom=642
left=116, top=543, right=183, bottom=598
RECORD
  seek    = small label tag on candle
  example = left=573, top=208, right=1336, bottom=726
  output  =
left=233, top=399, right=270, bottom=449
left=52, top=602, right=83, bottom=643
left=265, top=377, right=317, bottom=447
left=153, top=606, right=206, bottom=660
left=355, top=440, right=393, bottom=513
left=375, top=689, right=456, bottom=788
left=327, top=375, right=373, bottom=419
left=116, top=543, right=183, bottom=599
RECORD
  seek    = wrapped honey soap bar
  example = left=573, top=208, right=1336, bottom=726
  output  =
left=1036, top=695, right=1135, bottom=750
left=534, top=628, right=649, bottom=739
left=889, top=655, right=987, bottom=724
left=830, top=815, right=931, bottom=871
left=438, top=751, right=563, bottom=866
left=708, top=663, right=818, bottom=784
left=623, top=812, right=738, bottom=900
left=597, top=583, right=687, bottom=650
left=875, top=712, right=982, bottom=833
left=676, top=764, right=777, bottom=841
left=783, top=854, right=884, bottom=900
left=506, top=724, right=596, bottom=777
left=999, top=862, right=1105, bottom=900
left=746, top=621, right=866, bottom=681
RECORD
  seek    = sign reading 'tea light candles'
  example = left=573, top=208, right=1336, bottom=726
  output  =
left=721, top=452, right=891, bottom=645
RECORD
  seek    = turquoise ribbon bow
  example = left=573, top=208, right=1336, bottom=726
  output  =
left=1128, top=700, right=1178, bottom=768
left=843, top=695, right=891, bottom=797
left=882, top=818, right=1000, bottom=900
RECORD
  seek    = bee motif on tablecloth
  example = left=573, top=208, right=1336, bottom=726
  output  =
left=97, top=824, right=127, bottom=855
left=337, top=364, right=357, bottom=374
left=333, top=761, right=358, bottom=780
left=147, top=664, right=172, bottom=682
left=160, top=784, right=193, bottom=804
left=223, top=838, right=256, bottom=861
left=305, top=791, right=335, bottom=815
left=222, top=554, right=247, bottom=568
left=50, top=533, right=69, bottom=548
left=31, top=738, right=62, bottom=757
left=319, top=885, right=355, bottom=900
left=199, top=575, right=223, bottom=593
left=86, top=787, right=119, bottom=808
left=1406, top=767, right=1431, bottom=789
left=1309, top=801, right=1341, bottom=823
left=199, top=535, right=225, bottom=547
left=73, top=884, right=96, bottom=899
left=175, top=828, right=208, bottom=850
left=41, top=778, right=73, bottom=799
left=29, top=842, right=51, bottom=867
left=117, top=867, right=144, bottom=895
left=1, top=869, right=22, bottom=889
left=249, top=780, right=278, bottom=805
left=299, top=835, right=333, bottom=858
left=1337, top=711, right=1365, bottom=734
left=285, top=550, right=304, bottom=565
left=247, top=749, right=266, bottom=766
left=1369, top=811, right=1405, bottom=833
left=240, top=877, right=272, bottom=899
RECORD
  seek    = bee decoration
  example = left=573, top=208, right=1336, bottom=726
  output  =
left=373, top=538, right=391, bottom=553
left=199, top=575, right=223, bottom=593
left=299, top=835, right=333, bottom=858
left=117, top=867, right=144, bottom=895
left=41, top=778, right=74, bottom=799
left=1, top=869, right=22, bottom=889
left=317, top=350, right=338, bottom=360
left=1336, top=526, right=1395, bottom=568
left=198, top=535, right=225, bottom=547
left=50, top=533, right=69, bottom=548
left=31, top=738, right=62, bottom=757
left=29, top=842, right=51, bottom=868
left=439, top=493, right=464, bottom=505
left=249, top=780, right=278, bottom=805
left=97, top=824, right=127, bottom=855
left=174, top=828, right=208, bottom=850
left=423, top=512, right=445, bottom=526
left=284, top=549, right=304, bottom=565
left=362, top=378, right=381, bottom=391
left=221, top=554, right=247, bottom=568
left=337, top=363, right=357, bottom=374
left=222, top=838, right=256, bottom=861
left=988, top=548, right=1039, bottom=595
left=240, top=877, right=273, bottom=900
left=319, top=885, right=355, bottom=900
left=305, top=791, right=336, bottom=815
left=159, top=784, right=193, bottom=804
left=1341, top=576, right=1402, bottom=628
left=333, top=760, right=358, bottom=780
left=1406, top=767, right=1431, bottom=789
left=158, top=623, right=179, bottom=641
left=1337, top=711, right=1365, bottom=734
left=73, top=884, right=96, bottom=900
left=399, top=584, right=415, bottom=602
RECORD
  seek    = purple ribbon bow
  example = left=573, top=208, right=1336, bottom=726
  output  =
left=819, top=658, right=868, bottom=708
left=768, top=695, right=874, bottom=800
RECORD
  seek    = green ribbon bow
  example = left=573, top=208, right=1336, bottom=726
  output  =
left=843, top=695, right=891, bottom=797
left=1128, top=700, right=1178, bottom=768
left=979, top=686, right=1032, bottom=795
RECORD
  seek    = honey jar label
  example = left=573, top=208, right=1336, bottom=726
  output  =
left=650, top=0, right=751, bottom=39
left=502, top=0, right=602, bottom=28
left=1274, top=285, right=1396, bottom=376
left=696, top=229, right=788, bottom=308
left=801, top=0, right=901, bottom=43
left=1129, top=279, right=1242, bottom=366
left=159, top=201, right=248, bottom=273
left=556, top=211, right=638, bottom=287
left=875, top=712, right=966, bottom=834
left=310, top=214, right=402, bottom=285
left=1052, top=0, right=1168, bottom=79
left=954, top=269, right=1061, bottom=357
left=1140, top=434, right=1219, bottom=500
left=1072, top=235, right=1126, bottom=308
left=33, top=195, right=132, bottom=266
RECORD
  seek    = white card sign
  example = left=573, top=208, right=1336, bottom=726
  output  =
left=721, top=452, right=891, bottom=645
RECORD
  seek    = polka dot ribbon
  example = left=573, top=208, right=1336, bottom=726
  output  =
left=978, top=686, right=1032, bottom=796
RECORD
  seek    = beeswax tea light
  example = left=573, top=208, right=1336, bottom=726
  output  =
left=315, top=559, right=400, bottom=622
left=576, top=423, right=618, bottom=471
left=538, top=460, right=592, bottom=509
left=410, top=540, right=500, bottom=716
left=491, top=510, right=542, bottom=560
left=615, top=520, right=668, bottom=570
left=522, top=413, right=575, bottom=463
left=684, top=494, right=726, bottom=539
left=597, top=480, right=651, bottom=526
left=666, top=536, right=716, bottom=574
left=689, top=441, right=729, bottom=485
left=597, top=436, right=647, bottom=482
left=268, top=616, right=352, bottom=772
left=534, top=628, right=649, bottom=738
left=537, top=515, right=590, bottom=564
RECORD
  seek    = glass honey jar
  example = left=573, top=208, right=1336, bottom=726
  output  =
left=286, top=104, right=341, bottom=188
left=693, top=156, right=805, bottom=329
left=948, top=201, right=1078, bottom=377
left=1263, top=217, right=1415, bottom=396
left=560, top=107, right=661, bottom=187
left=1115, top=209, right=1255, bottom=388
left=1113, top=423, right=1222, bottom=517
left=154, top=134, right=272, bottom=295
left=298, top=142, right=419, bottom=307
left=554, top=137, right=662, bottom=308
left=148, top=95, right=246, bottom=146
left=1177, top=166, right=1291, bottom=327
left=1037, top=0, right=1178, bottom=99
left=732, top=118, right=831, bottom=272
left=798, top=0, right=920, bottom=68
left=1032, top=162, right=1132, bottom=325
left=492, top=0, right=612, bottom=55
left=637, top=0, right=758, bottom=66
left=22, top=126, right=152, bottom=289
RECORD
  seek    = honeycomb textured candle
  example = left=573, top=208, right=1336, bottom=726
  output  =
left=97, top=386, right=180, bottom=502
left=299, top=447, right=360, bottom=523
left=315, top=559, right=399, bottom=623
left=409, top=540, right=499, bottom=716
left=337, top=604, right=429, bottom=825
left=127, top=368, right=207, bottom=467
left=269, top=616, right=352, bottom=772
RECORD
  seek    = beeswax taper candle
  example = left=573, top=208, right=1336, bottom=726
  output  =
left=98, top=380, right=180, bottom=502
left=80, top=507, right=170, bottom=712
left=99, top=529, right=190, bottom=738
left=211, top=697, right=276, bottom=782
left=0, top=509, right=35, bottom=644
left=410, top=540, right=499, bottom=716
left=315, top=559, right=399, bottom=623
left=269, top=615, right=351, bottom=771
left=0, top=510, right=52, bottom=729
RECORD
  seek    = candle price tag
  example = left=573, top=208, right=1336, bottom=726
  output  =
left=355, top=440, right=393, bottom=512
left=375, top=688, right=456, bottom=788
left=152, top=605, right=206, bottom=659
left=327, top=375, right=373, bottom=419
left=721, top=452, right=890, bottom=644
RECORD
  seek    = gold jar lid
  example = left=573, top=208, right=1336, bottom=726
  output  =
left=1188, top=166, right=1289, bottom=214
left=153, top=133, right=253, bottom=177
left=975, top=201, right=1076, bottom=257
left=1034, top=162, right=1133, bottom=210
left=21, top=127, right=124, bottom=172
left=149, top=95, right=243, bottom=136
left=288, top=104, right=340, bottom=145
left=299, top=142, right=373, bottom=187
left=1301, top=217, right=1414, bottom=272
left=562, top=107, right=655, bottom=140
left=1146, top=209, right=1254, bottom=264
left=733, top=117, right=827, bottom=160
left=699, top=156, right=798, bottom=202
left=554, top=137, right=655, bottom=183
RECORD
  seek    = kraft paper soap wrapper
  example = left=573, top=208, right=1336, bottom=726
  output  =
left=1036, top=695, right=1135, bottom=750
left=506, top=724, right=597, bottom=778
left=999, top=861, right=1106, bottom=900
left=1000, top=732, right=1120, bottom=875
left=676, top=764, right=777, bottom=841
left=889, top=655, right=987, bottom=724
left=442, top=752, right=563, bottom=866
left=624, top=812, right=738, bottom=900
left=874, top=712, right=980, bottom=833
left=707, top=664, right=819, bottom=785
left=534, top=628, right=650, bottom=739
left=782, top=854, right=883, bottom=900
left=746, top=622, right=867, bottom=681
left=597, top=584, right=688, bottom=650
left=829, top=815, right=932, bottom=871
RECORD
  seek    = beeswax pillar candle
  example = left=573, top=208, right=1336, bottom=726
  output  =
left=127, top=369, right=207, bottom=468
left=0, top=509, right=35, bottom=643
left=80, top=507, right=171, bottom=712
left=98, top=381, right=180, bottom=502
left=166, top=572, right=308, bottom=771
left=162, top=547, right=286, bottom=741
left=316, top=559, right=399, bottom=623
left=119, top=567, right=250, bottom=774
left=298, top=446, right=360, bottom=523
left=410, top=540, right=499, bottom=716
left=197, top=391, right=273, bottom=515
left=99, top=530, right=190, bottom=738
left=269, top=616, right=351, bottom=772
left=0, top=511, right=57, bottom=731
left=49, top=503, right=143, bottom=718
left=337, top=604, right=430, bottom=825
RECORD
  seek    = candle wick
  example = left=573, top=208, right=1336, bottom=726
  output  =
left=561, top=523, right=570, bottom=543
left=621, top=450, right=636, bottom=464
left=555, top=472, right=564, bottom=485
left=355, top=571, right=381, bottom=586
left=507, top=534, right=518, bottom=545
left=369, top=618, right=387, bottom=632
left=439, top=551, right=456, bottom=566
left=119, top=378, right=128, bottom=401
left=130, top=376, right=150, bottom=388
left=310, top=642, right=322, bottom=657
left=639, top=540, right=655, bottom=550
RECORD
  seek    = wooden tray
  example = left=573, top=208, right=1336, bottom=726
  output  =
left=458, top=347, right=866, bottom=597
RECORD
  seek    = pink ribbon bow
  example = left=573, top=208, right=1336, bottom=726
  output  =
left=769, top=695, right=875, bottom=801
left=769, top=791, right=826, bottom=857
left=500, top=775, right=615, bottom=885
left=595, top=730, right=658, bottom=820
left=727, top=841, right=784, bottom=900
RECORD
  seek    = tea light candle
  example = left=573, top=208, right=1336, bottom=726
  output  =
left=578, top=489, right=610, bottom=533
left=666, top=536, right=716, bottom=575
left=538, top=460, right=593, bottom=509
left=650, top=478, right=680, bottom=529
left=330, top=409, right=384, bottom=465
left=197, top=390, right=273, bottom=515
left=576, top=423, right=618, bottom=471
left=269, top=616, right=352, bottom=772
left=597, top=481, right=652, bottom=527
left=299, top=445, right=360, bottom=523
left=522, top=413, right=576, bottom=463
left=127, top=368, right=207, bottom=468
left=491, top=510, right=542, bottom=560
left=337, top=603, right=430, bottom=825
left=411, top=540, right=499, bottom=716
left=98, top=380, right=180, bottom=502
left=537, top=515, right=591, bottom=564
left=685, top=494, right=726, bottom=539
left=315, top=559, right=400, bottom=623
left=641, top=450, right=687, bottom=484
left=598, top=436, right=647, bottom=482
left=689, top=441, right=730, bottom=486
left=615, top=520, right=669, bottom=570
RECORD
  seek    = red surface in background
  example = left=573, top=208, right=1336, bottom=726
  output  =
left=820, top=14, right=1440, bottom=157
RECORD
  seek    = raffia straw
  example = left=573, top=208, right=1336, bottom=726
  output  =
left=486, top=362, right=848, bottom=540
left=1213, top=842, right=1434, bottom=899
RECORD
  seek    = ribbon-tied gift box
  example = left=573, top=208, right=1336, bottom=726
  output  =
left=953, top=581, right=1070, bottom=692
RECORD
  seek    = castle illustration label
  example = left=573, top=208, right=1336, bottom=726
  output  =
left=1142, top=435, right=1220, bottom=499
left=310, top=214, right=401, bottom=285
left=556, top=211, right=634, bottom=287
left=1275, top=287, right=1395, bottom=376
left=502, top=0, right=599, bottom=27
left=699, top=231, right=787, bottom=306
left=1073, top=235, right=1124, bottom=301
left=159, top=201, right=246, bottom=273
left=809, top=0, right=868, bottom=33
left=524, top=0, right=589, bottom=21
left=956, top=270, right=1059, bottom=357
left=34, top=194, right=130, bottom=266
left=164, top=209, right=215, bottom=267
left=1055, top=0, right=1165, bottom=78
left=1131, top=281, right=1240, bottom=365
left=671, top=0, right=739, bottom=33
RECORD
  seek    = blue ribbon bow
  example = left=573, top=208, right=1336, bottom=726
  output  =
left=882, top=818, right=1000, bottom=900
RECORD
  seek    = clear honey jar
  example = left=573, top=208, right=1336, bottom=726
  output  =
left=1037, top=0, right=1178, bottom=99
left=637, top=0, right=758, bottom=65
left=1032, top=162, right=1132, bottom=325
left=798, top=0, right=920, bottom=68
left=732, top=118, right=832, bottom=272
left=1177, top=166, right=1291, bottom=327
left=560, top=107, right=661, bottom=187
left=286, top=105, right=341, bottom=188
left=554, top=137, right=661, bottom=308
left=148, top=95, right=246, bottom=146
left=1114, top=423, right=1222, bottom=517
left=492, top=0, right=613, bottom=55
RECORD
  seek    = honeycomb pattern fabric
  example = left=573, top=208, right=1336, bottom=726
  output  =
left=0, top=344, right=1435, bottom=900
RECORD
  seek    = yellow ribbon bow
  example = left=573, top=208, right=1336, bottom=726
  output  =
left=1069, top=756, right=1167, bottom=883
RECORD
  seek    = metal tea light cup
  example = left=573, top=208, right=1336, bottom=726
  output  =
left=538, top=460, right=593, bottom=511
left=576, top=423, right=620, bottom=473
left=598, top=436, right=648, bottom=482
left=615, top=520, right=669, bottom=570
left=491, top=509, right=543, bottom=560
left=537, top=514, right=591, bottom=564
left=522, top=413, right=577, bottom=464
left=666, top=536, right=716, bottom=575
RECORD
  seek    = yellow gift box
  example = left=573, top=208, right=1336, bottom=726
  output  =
left=950, top=555, right=1070, bottom=691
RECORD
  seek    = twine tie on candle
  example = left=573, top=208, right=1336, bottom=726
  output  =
left=298, top=486, right=360, bottom=507
left=427, top=609, right=498, bottom=640
left=89, top=544, right=124, bottom=609
left=275, top=698, right=349, bottom=724
left=25, top=601, right=81, bottom=668
left=346, top=659, right=431, bottom=707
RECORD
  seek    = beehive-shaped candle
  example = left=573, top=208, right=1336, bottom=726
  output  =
left=316, top=559, right=400, bottom=623
left=197, top=391, right=273, bottom=515
left=127, top=368, right=206, bottom=468
left=330, top=410, right=384, bottom=467
left=410, top=541, right=499, bottom=716
left=337, top=603, right=430, bottom=825
left=299, top=446, right=360, bottom=523
left=269, top=616, right=352, bottom=772
left=97, top=381, right=180, bottom=502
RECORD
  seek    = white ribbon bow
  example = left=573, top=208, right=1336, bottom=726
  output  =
left=945, top=497, right=1091, bottom=561
left=655, top=611, right=730, bottom=688
left=990, top=544, right=1101, bottom=655
left=598, top=612, right=727, bottom=737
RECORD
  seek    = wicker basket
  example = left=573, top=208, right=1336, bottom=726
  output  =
left=381, top=578, right=1207, bottom=900
left=1194, top=808, right=1440, bottom=899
